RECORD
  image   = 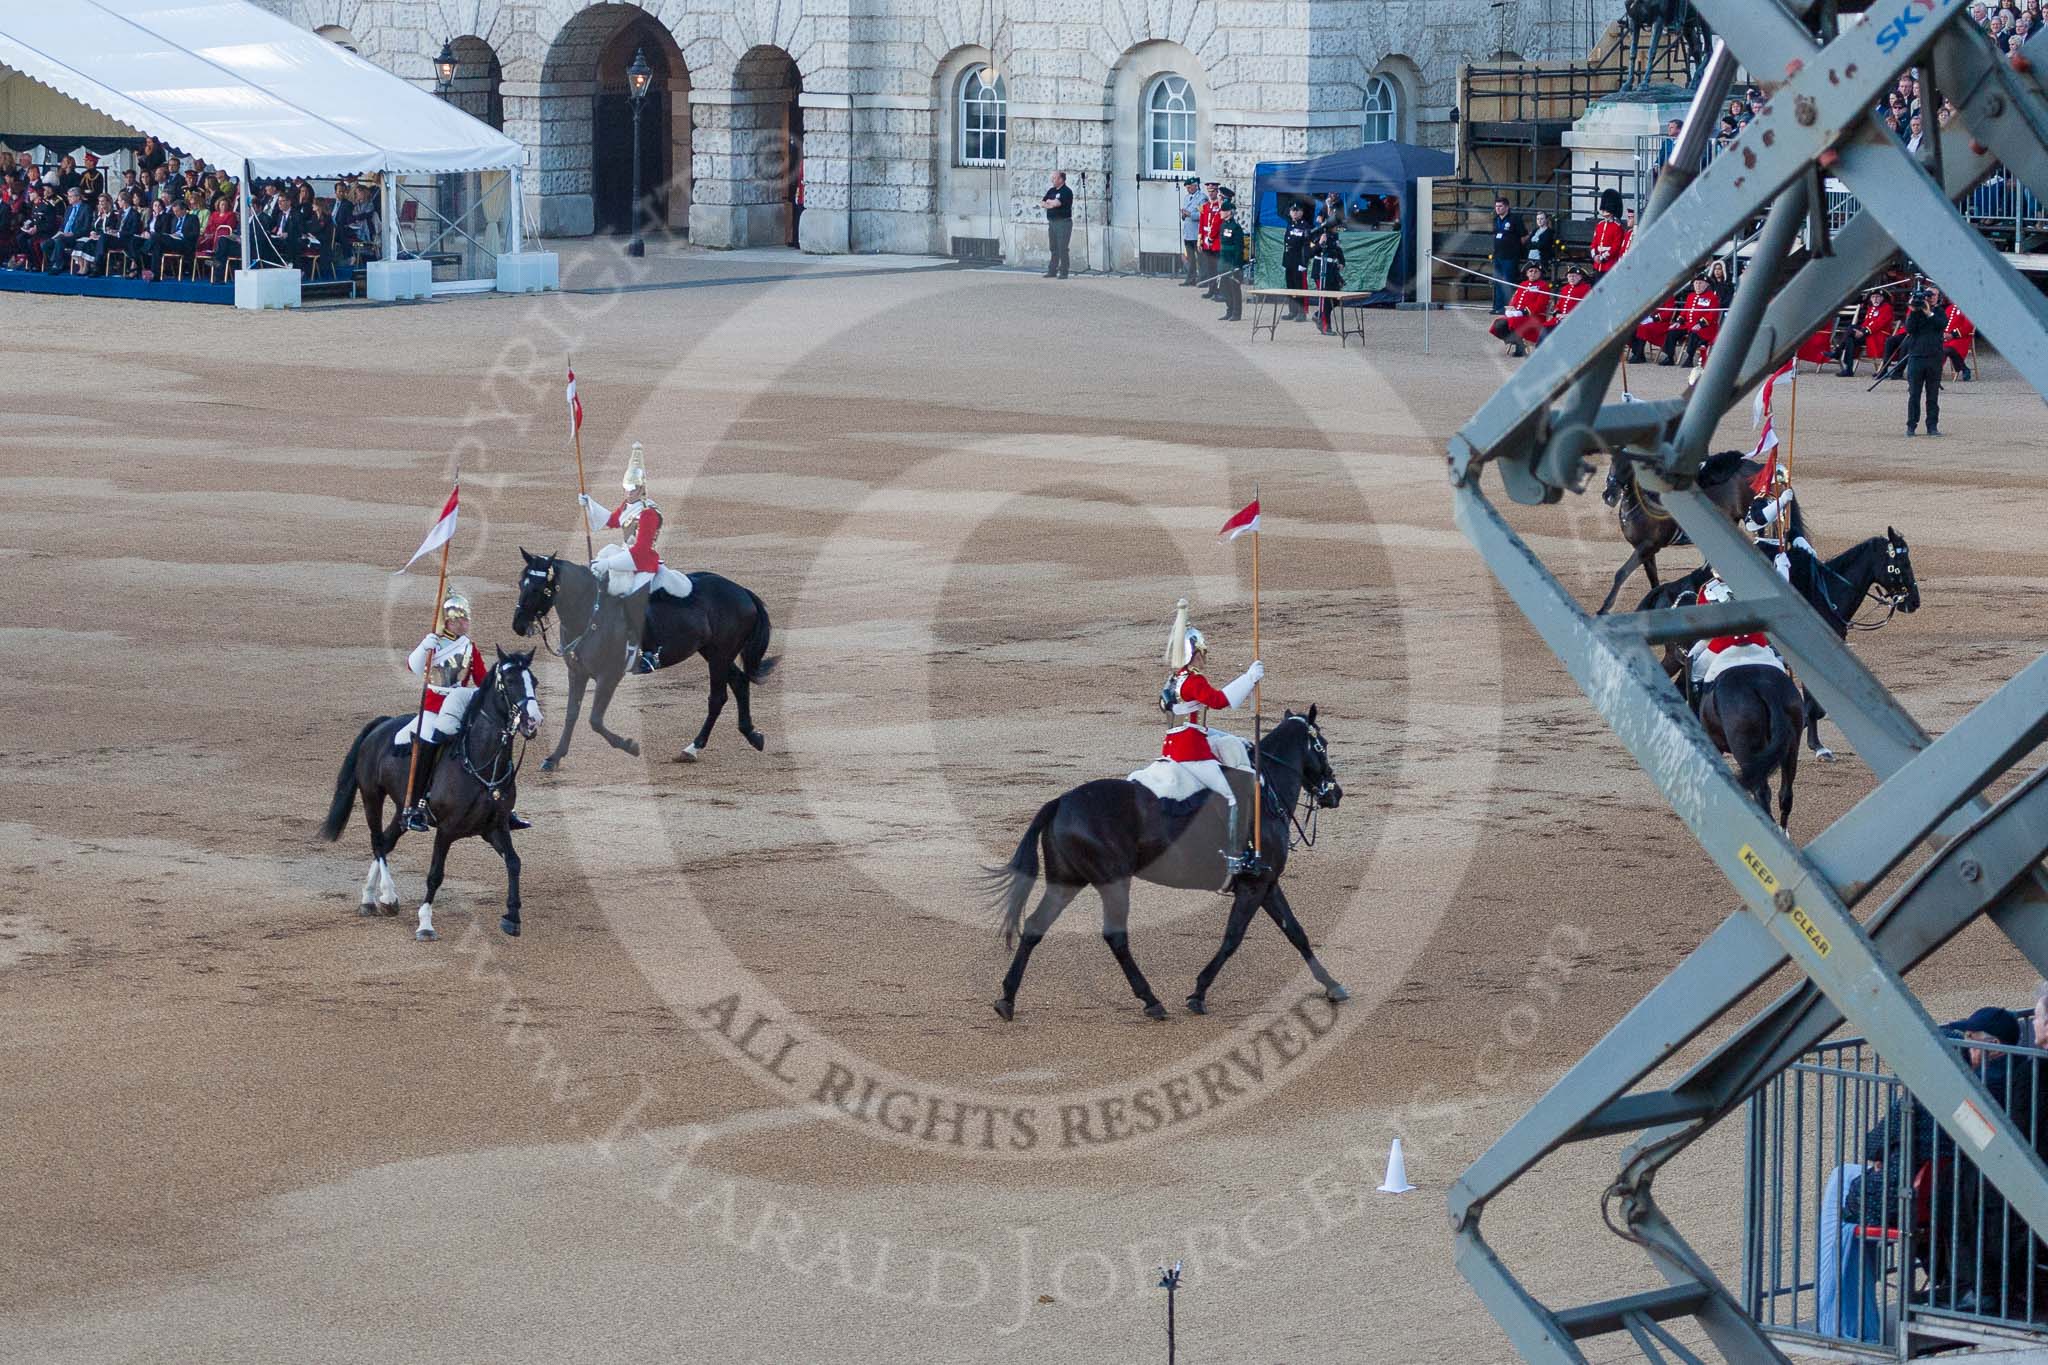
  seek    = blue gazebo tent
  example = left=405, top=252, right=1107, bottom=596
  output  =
left=1250, top=142, right=1453, bottom=301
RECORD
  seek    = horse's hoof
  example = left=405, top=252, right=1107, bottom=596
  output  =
left=1815, top=747, right=1837, bottom=763
left=1144, top=1001, right=1169, bottom=1021
left=1325, top=983, right=1351, bottom=1003
left=674, top=746, right=699, bottom=764
left=500, top=916, right=521, bottom=938
left=992, top=998, right=1014, bottom=1022
left=357, top=903, right=378, bottom=917
left=540, top=755, right=560, bottom=772
left=622, top=739, right=642, bottom=758
left=380, top=902, right=400, bottom=917
left=745, top=729, right=766, bottom=752
left=1185, top=995, right=1207, bottom=1015
left=415, top=926, right=437, bottom=942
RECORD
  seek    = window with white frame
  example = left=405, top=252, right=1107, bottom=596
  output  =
left=959, top=66, right=1007, bottom=165
left=1363, top=74, right=1399, bottom=143
left=1146, top=74, right=1197, bottom=175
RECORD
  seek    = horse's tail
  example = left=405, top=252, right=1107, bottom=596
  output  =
left=318, top=717, right=383, bottom=842
left=1734, top=676, right=1795, bottom=793
left=983, top=798, right=1059, bottom=949
left=740, top=589, right=779, bottom=683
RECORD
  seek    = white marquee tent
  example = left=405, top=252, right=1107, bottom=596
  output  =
left=0, top=0, right=540, bottom=300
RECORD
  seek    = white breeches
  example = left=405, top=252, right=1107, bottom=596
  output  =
left=1178, top=760, right=1237, bottom=809
left=592, top=544, right=655, bottom=596
left=423, top=687, right=475, bottom=739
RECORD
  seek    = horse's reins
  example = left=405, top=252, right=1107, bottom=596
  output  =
left=1255, top=725, right=1336, bottom=851
left=1847, top=585, right=1905, bottom=632
left=459, top=665, right=532, bottom=798
left=521, top=561, right=594, bottom=659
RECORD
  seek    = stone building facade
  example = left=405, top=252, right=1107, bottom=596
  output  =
left=259, top=0, right=1595, bottom=266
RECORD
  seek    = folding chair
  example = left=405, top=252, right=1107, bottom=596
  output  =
left=397, top=199, right=420, bottom=255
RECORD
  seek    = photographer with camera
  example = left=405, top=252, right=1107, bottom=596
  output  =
left=1901, top=288, right=1947, bottom=436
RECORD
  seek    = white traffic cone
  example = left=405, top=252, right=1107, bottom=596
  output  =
left=1377, top=1138, right=1415, bottom=1194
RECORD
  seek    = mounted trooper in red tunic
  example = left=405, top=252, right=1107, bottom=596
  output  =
left=1156, top=598, right=1264, bottom=879
left=578, top=440, right=694, bottom=672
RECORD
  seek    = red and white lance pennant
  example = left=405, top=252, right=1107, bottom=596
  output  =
left=1219, top=498, right=1260, bottom=541
left=398, top=484, right=459, bottom=572
left=1749, top=358, right=1796, bottom=493
left=566, top=366, right=584, bottom=438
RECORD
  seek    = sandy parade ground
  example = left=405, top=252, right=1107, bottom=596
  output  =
left=3, top=240, right=2045, bottom=1363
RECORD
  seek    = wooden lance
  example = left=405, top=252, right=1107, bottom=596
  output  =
left=401, top=526, right=455, bottom=815
left=570, top=358, right=594, bottom=563
left=1250, top=482, right=1262, bottom=862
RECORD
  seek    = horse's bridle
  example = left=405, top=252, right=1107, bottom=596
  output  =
left=520, top=560, right=593, bottom=659
left=1256, top=719, right=1339, bottom=851
left=1848, top=541, right=1915, bottom=632
left=459, top=662, right=537, bottom=797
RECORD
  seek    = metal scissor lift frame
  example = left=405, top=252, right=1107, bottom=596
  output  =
left=1446, top=4, right=2048, bottom=1360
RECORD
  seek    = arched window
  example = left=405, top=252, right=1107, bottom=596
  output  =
left=1146, top=74, right=1196, bottom=175
left=959, top=66, right=1006, bottom=165
left=1363, top=74, right=1400, bottom=143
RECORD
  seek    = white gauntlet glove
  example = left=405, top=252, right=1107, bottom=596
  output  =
left=1221, top=660, right=1263, bottom=709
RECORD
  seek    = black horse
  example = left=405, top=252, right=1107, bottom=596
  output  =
left=511, top=550, right=777, bottom=768
left=1642, top=524, right=1921, bottom=757
left=1597, top=450, right=1763, bottom=614
left=1622, top=0, right=1710, bottom=89
left=987, top=709, right=1348, bottom=1022
left=1701, top=664, right=1805, bottom=829
left=318, top=648, right=542, bottom=940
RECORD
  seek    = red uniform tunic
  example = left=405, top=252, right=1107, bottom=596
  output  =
left=1860, top=298, right=1895, bottom=360
left=1162, top=669, right=1233, bottom=763
left=1943, top=304, right=1975, bottom=364
left=1196, top=201, right=1221, bottom=253
left=417, top=636, right=486, bottom=713
left=606, top=498, right=664, bottom=574
left=1491, top=281, right=1552, bottom=344
left=1678, top=289, right=1721, bottom=346
left=1546, top=280, right=1591, bottom=328
left=1635, top=294, right=1683, bottom=351
left=1590, top=217, right=1627, bottom=271
left=1795, top=325, right=1836, bottom=366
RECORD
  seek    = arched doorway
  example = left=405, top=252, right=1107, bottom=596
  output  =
left=731, top=46, right=802, bottom=248
left=446, top=35, right=503, bottom=131
left=535, top=5, right=691, bottom=239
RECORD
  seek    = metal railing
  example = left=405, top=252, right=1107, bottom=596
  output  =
left=1745, top=1028, right=2048, bottom=1358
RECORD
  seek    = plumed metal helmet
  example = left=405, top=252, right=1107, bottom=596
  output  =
left=1164, top=598, right=1206, bottom=670
left=440, top=592, right=472, bottom=626
left=623, top=440, right=646, bottom=492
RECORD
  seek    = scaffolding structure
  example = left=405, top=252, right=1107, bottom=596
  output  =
left=1446, top=4, right=2048, bottom=1361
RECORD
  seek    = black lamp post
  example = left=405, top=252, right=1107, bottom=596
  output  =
left=626, top=46, right=653, bottom=257
left=434, top=39, right=458, bottom=96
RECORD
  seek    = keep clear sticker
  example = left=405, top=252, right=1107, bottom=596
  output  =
left=1954, top=1099, right=1998, bottom=1152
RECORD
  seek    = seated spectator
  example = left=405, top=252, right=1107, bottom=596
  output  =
left=1705, top=258, right=1733, bottom=308
left=44, top=186, right=90, bottom=275
left=161, top=199, right=200, bottom=279
left=113, top=190, right=146, bottom=277
left=199, top=194, right=239, bottom=275
left=346, top=183, right=380, bottom=264
left=1657, top=272, right=1720, bottom=366
left=1489, top=261, right=1553, bottom=357
left=1836, top=290, right=1894, bottom=374
left=73, top=192, right=119, bottom=274
left=300, top=198, right=337, bottom=279
left=137, top=134, right=166, bottom=177
left=1546, top=263, right=1591, bottom=331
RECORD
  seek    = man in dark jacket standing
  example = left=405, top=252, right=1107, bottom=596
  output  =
left=1215, top=201, right=1247, bottom=322
left=1490, top=196, right=1525, bottom=315
left=1040, top=171, right=1073, bottom=279
left=1902, top=289, right=1946, bottom=436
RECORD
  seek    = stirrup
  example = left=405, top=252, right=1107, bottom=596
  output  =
left=629, top=646, right=659, bottom=674
left=1225, top=845, right=1269, bottom=881
left=403, top=801, right=434, bottom=833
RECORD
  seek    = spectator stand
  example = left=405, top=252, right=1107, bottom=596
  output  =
left=1746, top=1028, right=2048, bottom=1359
left=0, top=0, right=553, bottom=310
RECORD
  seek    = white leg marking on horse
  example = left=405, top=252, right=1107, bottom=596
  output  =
left=377, top=859, right=400, bottom=905
left=360, top=861, right=379, bottom=905
left=416, top=902, right=437, bottom=942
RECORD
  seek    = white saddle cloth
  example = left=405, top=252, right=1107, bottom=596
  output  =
left=1126, top=730, right=1254, bottom=801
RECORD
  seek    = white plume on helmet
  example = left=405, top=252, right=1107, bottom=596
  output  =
left=623, top=440, right=646, bottom=492
left=1164, top=598, right=1206, bottom=671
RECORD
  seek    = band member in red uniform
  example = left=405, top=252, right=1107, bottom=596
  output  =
left=1589, top=189, right=1628, bottom=274
left=1937, top=287, right=1975, bottom=380
left=1834, top=289, right=1893, bottom=376
left=1489, top=261, right=1553, bottom=357
left=1631, top=290, right=1684, bottom=364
